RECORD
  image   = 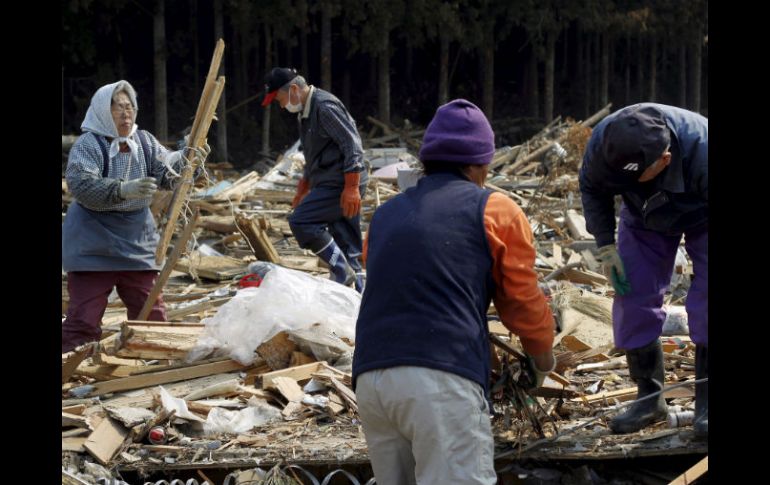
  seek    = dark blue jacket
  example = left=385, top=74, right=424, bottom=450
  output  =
left=352, top=172, right=495, bottom=393
left=579, top=103, right=708, bottom=247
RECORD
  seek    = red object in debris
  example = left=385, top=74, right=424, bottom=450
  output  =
left=239, top=273, right=263, bottom=288
left=148, top=426, right=167, bottom=445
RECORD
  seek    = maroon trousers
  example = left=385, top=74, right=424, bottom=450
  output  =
left=62, top=271, right=166, bottom=354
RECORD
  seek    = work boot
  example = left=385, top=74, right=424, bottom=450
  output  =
left=315, top=240, right=356, bottom=287
left=694, top=344, right=708, bottom=439
left=610, top=339, right=668, bottom=434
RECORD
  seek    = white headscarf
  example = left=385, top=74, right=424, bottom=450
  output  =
left=80, top=80, right=141, bottom=168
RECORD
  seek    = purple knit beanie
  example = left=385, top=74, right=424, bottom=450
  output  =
left=419, top=99, right=495, bottom=165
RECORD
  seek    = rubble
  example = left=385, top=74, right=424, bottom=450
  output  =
left=62, top=108, right=705, bottom=482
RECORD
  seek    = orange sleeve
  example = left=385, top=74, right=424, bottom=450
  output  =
left=362, top=230, right=369, bottom=268
left=484, top=192, right=554, bottom=355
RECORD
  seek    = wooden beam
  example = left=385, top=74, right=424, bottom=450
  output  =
left=155, top=44, right=226, bottom=264
left=62, top=343, right=95, bottom=384
left=271, top=376, right=305, bottom=402
left=116, top=322, right=204, bottom=360
left=71, top=359, right=250, bottom=398
left=139, top=209, right=200, bottom=320
left=235, top=212, right=282, bottom=263
left=262, top=362, right=325, bottom=390
left=669, top=456, right=707, bottom=485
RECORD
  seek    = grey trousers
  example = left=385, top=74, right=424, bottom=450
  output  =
left=356, top=366, right=497, bottom=485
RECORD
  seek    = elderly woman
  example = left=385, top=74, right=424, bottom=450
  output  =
left=62, top=80, right=209, bottom=353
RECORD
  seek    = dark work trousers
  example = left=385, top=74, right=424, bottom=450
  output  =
left=62, top=270, right=166, bottom=353
left=288, top=184, right=367, bottom=274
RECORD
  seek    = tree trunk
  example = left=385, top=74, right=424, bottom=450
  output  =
left=648, top=36, right=657, bottom=102
left=405, top=38, right=413, bottom=88
left=529, top=44, right=539, bottom=118
left=214, top=0, right=227, bottom=162
left=690, top=30, right=702, bottom=113
left=300, top=23, right=309, bottom=76
left=153, top=0, right=168, bottom=141
left=544, top=30, right=556, bottom=122
left=321, top=1, right=332, bottom=91
left=584, top=33, right=591, bottom=117
left=482, top=28, right=494, bottom=119
left=624, top=34, right=631, bottom=105
left=600, top=32, right=609, bottom=107
left=262, top=24, right=272, bottom=155
left=575, top=25, right=584, bottom=118
left=636, top=34, right=644, bottom=101
left=342, top=64, right=351, bottom=108
left=678, top=42, right=687, bottom=108
left=593, top=32, right=600, bottom=112
left=378, top=27, right=391, bottom=124
left=191, top=0, right=199, bottom=99
left=438, top=30, right=449, bottom=105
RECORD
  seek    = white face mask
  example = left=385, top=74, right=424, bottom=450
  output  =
left=285, top=87, right=303, bottom=113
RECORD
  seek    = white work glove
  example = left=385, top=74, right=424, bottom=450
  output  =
left=119, top=177, right=157, bottom=200
left=520, top=352, right=557, bottom=390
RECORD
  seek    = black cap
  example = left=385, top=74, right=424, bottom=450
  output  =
left=602, top=105, right=670, bottom=178
left=261, top=67, right=298, bottom=106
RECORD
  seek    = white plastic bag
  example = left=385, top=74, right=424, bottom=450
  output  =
left=204, top=398, right=282, bottom=435
left=188, top=265, right=360, bottom=364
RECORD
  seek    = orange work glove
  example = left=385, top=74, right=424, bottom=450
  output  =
left=340, top=172, right=361, bottom=218
left=292, top=178, right=310, bottom=208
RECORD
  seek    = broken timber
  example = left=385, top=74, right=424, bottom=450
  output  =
left=156, top=39, right=226, bottom=264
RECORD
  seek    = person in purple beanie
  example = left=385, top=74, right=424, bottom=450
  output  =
left=579, top=103, right=708, bottom=438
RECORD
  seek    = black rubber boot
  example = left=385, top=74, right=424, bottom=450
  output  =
left=694, top=345, right=708, bottom=438
left=610, top=339, right=668, bottom=434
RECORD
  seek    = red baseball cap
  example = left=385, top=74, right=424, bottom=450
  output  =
left=261, top=67, right=298, bottom=107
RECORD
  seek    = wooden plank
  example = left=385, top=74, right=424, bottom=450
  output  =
left=235, top=212, right=282, bottom=263
left=175, top=252, right=246, bottom=281
left=165, top=297, right=231, bottom=321
left=103, top=373, right=243, bottom=409
left=84, top=417, right=128, bottom=465
left=488, top=320, right=510, bottom=336
left=566, top=209, right=594, bottom=240
left=329, top=377, right=357, bottom=412
left=552, top=243, right=563, bottom=266
left=62, top=437, right=88, bottom=452
left=116, top=322, right=204, bottom=360
left=571, top=384, right=693, bottom=404
left=62, top=412, right=89, bottom=428
left=669, top=456, right=707, bottom=485
left=139, top=209, right=200, bottom=320
left=212, top=171, right=263, bottom=202
left=72, top=359, right=250, bottom=398
left=62, top=343, right=95, bottom=384
left=561, top=267, right=607, bottom=287
left=199, top=215, right=237, bottom=233
left=262, top=362, right=325, bottom=390
left=271, top=376, right=305, bottom=402
left=62, top=404, right=86, bottom=415
left=156, top=40, right=225, bottom=264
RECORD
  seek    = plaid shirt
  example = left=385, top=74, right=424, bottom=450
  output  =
left=66, top=130, right=181, bottom=212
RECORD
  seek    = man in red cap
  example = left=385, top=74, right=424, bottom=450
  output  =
left=262, top=67, right=368, bottom=292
